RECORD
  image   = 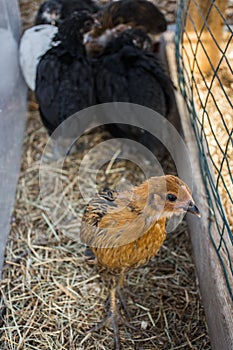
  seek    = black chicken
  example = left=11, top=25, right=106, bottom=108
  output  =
left=35, top=0, right=99, bottom=26
left=94, top=28, right=175, bottom=152
left=35, top=11, right=96, bottom=143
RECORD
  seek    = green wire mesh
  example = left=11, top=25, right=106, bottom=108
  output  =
left=175, top=0, right=233, bottom=301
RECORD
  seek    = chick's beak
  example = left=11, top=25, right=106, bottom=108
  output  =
left=187, top=201, right=201, bottom=217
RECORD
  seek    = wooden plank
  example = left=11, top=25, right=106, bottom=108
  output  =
left=165, top=31, right=233, bottom=350
left=0, top=0, right=27, bottom=278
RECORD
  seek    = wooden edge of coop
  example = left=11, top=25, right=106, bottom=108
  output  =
left=164, top=31, right=233, bottom=350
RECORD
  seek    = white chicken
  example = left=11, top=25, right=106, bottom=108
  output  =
left=19, top=24, right=58, bottom=90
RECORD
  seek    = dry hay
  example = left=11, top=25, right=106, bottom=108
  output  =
left=179, top=0, right=233, bottom=232
left=18, top=0, right=178, bottom=31
left=19, top=0, right=43, bottom=30
left=191, top=53, right=233, bottom=231
left=0, top=104, right=211, bottom=349
left=196, top=67, right=233, bottom=231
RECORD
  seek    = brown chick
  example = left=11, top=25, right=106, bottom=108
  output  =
left=80, top=175, right=200, bottom=349
left=84, top=0, right=167, bottom=56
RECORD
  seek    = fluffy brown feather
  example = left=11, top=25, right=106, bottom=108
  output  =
left=80, top=175, right=200, bottom=348
left=81, top=175, right=200, bottom=270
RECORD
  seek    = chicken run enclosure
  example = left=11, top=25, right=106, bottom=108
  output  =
left=0, top=0, right=233, bottom=349
left=173, top=0, right=233, bottom=347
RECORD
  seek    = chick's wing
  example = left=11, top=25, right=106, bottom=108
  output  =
left=80, top=187, right=157, bottom=248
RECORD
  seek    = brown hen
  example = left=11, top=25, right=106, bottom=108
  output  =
left=84, top=0, right=167, bottom=56
left=95, top=0, right=167, bottom=35
left=81, top=175, right=200, bottom=349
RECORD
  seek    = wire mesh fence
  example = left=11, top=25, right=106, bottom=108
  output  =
left=175, top=0, right=233, bottom=301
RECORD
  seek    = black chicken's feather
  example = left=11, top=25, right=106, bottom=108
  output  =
left=35, top=12, right=96, bottom=136
left=94, top=29, right=175, bottom=150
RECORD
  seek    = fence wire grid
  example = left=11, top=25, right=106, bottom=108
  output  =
left=175, top=0, right=233, bottom=301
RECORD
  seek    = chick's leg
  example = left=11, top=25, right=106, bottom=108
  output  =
left=88, top=276, right=120, bottom=350
left=116, top=269, right=131, bottom=318
left=109, top=280, right=120, bottom=350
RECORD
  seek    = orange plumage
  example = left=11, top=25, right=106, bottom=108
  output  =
left=81, top=175, right=200, bottom=349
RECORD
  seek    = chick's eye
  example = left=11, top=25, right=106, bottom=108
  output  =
left=167, top=193, right=177, bottom=202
